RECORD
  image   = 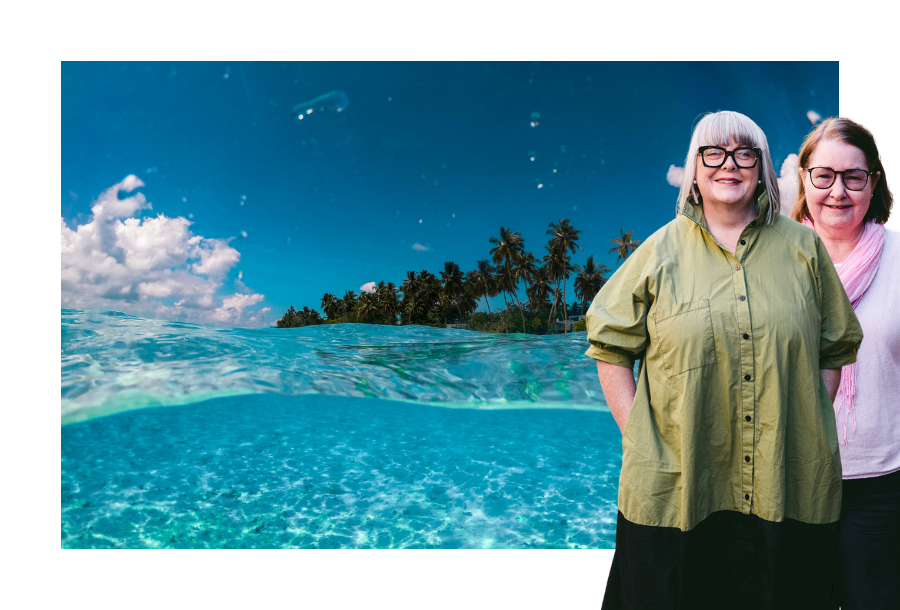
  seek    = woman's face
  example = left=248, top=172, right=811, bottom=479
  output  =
left=803, top=139, right=879, bottom=236
left=695, top=138, right=760, bottom=211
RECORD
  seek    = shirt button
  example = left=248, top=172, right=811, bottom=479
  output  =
left=742, top=333, right=749, bottom=339
left=745, top=456, right=751, bottom=462
left=735, top=264, right=741, bottom=270
left=745, top=415, right=751, bottom=422
left=740, top=240, right=746, bottom=245
left=739, top=295, right=746, bottom=301
left=745, top=494, right=750, bottom=500
left=744, top=374, right=752, bottom=381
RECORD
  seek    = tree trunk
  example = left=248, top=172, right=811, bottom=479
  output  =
left=484, top=296, right=493, bottom=322
left=509, top=286, right=526, bottom=333
left=547, top=284, right=559, bottom=333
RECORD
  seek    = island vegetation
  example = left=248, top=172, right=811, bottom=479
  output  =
left=276, top=222, right=642, bottom=334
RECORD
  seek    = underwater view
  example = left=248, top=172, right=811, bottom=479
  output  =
left=61, top=308, right=620, bottom=548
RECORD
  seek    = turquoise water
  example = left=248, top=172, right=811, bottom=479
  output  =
left=61, top=309, right=622, bottom=548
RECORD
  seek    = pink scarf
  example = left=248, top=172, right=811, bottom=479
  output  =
left=803, top=218, right=886, bottom=444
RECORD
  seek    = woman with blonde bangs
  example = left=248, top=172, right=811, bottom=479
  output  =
left=790, top=117, right=898, bottom=610
left=585, top=110, right=863, bottom=609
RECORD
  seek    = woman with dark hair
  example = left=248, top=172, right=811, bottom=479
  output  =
left=790, top=117, right=898, bottom=610
left=585, top=111, right=863, bottom=610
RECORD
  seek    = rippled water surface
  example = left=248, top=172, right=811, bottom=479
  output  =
left=61, top=309, right=622, bottom=549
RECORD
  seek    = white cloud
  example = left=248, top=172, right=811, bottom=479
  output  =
left=61, top=175, right=268, bottom=326
left=208, top=293, right=265, bottom=325
left=115, top=215, right=193, bottom=272
left=247, top=307, right=272, bottom=326
left=411, top=243, right=429, bottom=251
left=359, top=281, right=376, bottom=294
left=191, top=238, right=240, bottom=277
left=777, top=154, right=800, bottom=216
left=666, top=165, right=684, bottom=187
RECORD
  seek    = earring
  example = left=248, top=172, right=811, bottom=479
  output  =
left=693, top=180, right=697, bottom=184
left=758, top=180, right=762, bottom=184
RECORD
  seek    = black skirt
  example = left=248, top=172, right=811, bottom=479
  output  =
left=602, top=509, right=839, bottom=610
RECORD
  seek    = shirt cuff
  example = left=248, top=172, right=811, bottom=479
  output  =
left=820, top=341, right=861, bottom=370
left=585, top=344, right=635, bottom=369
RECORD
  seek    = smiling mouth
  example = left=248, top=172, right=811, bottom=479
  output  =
left=823, top=203, right=852, bottom=210
left=715, top=179, right=742, bottom=184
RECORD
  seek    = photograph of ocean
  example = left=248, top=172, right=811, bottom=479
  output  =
left=61, top=61, right=839, bottom=549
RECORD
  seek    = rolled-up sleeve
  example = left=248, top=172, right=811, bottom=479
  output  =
left=585, top=250, right=652, bottom=369
left=816, top=238, right=864, bottom=370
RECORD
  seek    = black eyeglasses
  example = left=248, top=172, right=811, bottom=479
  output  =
left=803, top=167, right=876, bottom=191
left=698, top=146, right=761, bottom=168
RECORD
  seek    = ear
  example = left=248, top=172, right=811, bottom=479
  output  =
left=872, top=170, right=881, bottom=190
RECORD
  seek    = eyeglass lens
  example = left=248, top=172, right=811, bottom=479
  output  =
left=809, top=168, right=869, bottom=191
left=702, top=148, right=758, bottom=168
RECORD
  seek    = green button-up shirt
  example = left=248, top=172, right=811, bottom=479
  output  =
left=585, top=192, right=863, bottom=531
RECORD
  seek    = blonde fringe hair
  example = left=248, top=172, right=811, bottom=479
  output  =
left=677, top=111, right=780, bottom=225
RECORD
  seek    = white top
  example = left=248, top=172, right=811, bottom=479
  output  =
left=839, top=227, right=900, bottom=479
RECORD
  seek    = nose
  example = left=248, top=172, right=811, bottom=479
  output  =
left=830, top=175, right=848, bottom=199
left=721, top=153, right=738, bottom=170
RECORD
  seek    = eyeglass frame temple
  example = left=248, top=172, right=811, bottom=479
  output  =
left=697, top=146, right=762, bottom=168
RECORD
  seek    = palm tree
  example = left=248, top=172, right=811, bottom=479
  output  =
left=489, top=227, right=526, bottom=331
left=440, top=261, right=466, bottom=321
left=401, top=272, right=420, bottom=324
left=458, top=276, right=479, bottom=320
left=489, top=226, right=525, bottom=269
left=356, top=292, right=379, bottom=322
left=321, top=293, right=339, bottom=320
left=495, top=263, right=517, bottom=308
left=403, top=293, right=425, bottom=324
left=418, top=270, right=442, bottom=319
left=276, top=306, right=298, bottom=328
left=468, top=259, right=498, bottom=322
left=547, top=219, right=583, bottom=333
left=609, top=229, right=642, bottom=266
left=376, top=281, right=399, bottom=324
left=526, top=264, right=552, bottom=313
left=543, top=242, right=575, bottom=332
left=341, top=290, right=358, bottom=318
left=517, top=251, right=540, bottom=294
left=574, top=255, right=610, bottom=320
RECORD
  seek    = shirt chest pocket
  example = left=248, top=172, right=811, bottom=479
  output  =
left=651, top=299, right=718, bottom=378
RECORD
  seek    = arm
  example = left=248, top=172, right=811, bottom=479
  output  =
left=597, top=360, right=637, bottom=434
left=821, top=368, right=841, bottom=404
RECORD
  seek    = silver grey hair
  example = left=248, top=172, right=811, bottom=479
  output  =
left=677, top=110, right=781, bottom=224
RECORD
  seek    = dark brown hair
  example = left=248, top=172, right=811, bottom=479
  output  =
left=790, top=117, right=893, bottom=224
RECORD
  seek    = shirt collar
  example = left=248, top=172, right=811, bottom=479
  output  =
left=678, top=190, right=771, bottom=229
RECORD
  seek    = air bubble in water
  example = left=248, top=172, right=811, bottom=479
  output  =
left=291, top=90, right=350, bottom=120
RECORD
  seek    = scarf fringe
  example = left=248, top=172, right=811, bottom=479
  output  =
left=834, top=361, right=859, bottom=445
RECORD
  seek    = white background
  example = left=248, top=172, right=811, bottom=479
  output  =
left=3, top=1, right=897, bottom=608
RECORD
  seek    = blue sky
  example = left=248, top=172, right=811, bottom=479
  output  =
left=61, top=61, right=838, bottom=326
